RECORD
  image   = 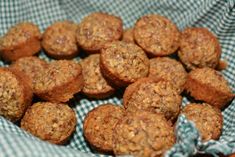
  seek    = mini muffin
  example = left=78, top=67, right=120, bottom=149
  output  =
left=0, top=68, right=33, bottom=122
left=113, top=110, right=175, bottom=157
left=185, top=67, right=235, bottom=109
left=181, top=103, right=223, bottom=141
left=100, top=41, right=149, bottom=87
left=34, top=60, right=83, bottom=102
left=134, top=14, right=180, bottom=57
left=83, top=104, right=124, bottom=153
left=76, top=12, right=123, bottom=53
left=81, top=54, right=115, bottom=99
left=178, top=27, right=221, bottom=70
left=123, top=78, right=181, bottom=121
left=0, top=22, right=41, bottom=62
left=21, top=102, right=77, bottom=144
left=122, top=28, right=134, bottom=43
left=42, top=21, right=79, bottom=59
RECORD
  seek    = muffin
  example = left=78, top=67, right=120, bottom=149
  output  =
left=21, top=102, right=77, bottom=144
left=76, top=12, right=123, bottom=53
left=178, top=27, right=221, bottom=70
left=100, top=41, right=149, bottom=87
left=185, top=67, right=235, bottom=109
left=83, top=104, right=124, bottom=153
left=122, top=28, right=134, bottom=43
left=149, top=57, right=187, bottom=93
left=42, top=21, right=79, bottom=59
left=134, top=14, right=180, bottom=57
left=0, top=22, right=41, bottom=62
left=113, top=110, right=175, bottom=157
left=81, top=54, right=115, bottom=99
left=0, top=68, right=33, bottom=122
left=181, top=103, right=223, bottom=141
left=34, top=60, right=84, bottom=102
left=123, top=78, right=181, bottom=121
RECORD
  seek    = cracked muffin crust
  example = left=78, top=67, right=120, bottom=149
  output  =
left=185, top=67, right=235, bottom=109
left=113, top=111, right=175, bottom=157
left=83, top=104, right=124, bottom=153
left=34, top=60, right=84, bottom=102
left=134, top=14, right=180, bottom=57
left=81, top=54, right=115, bottom=99
left=0, top=22, right=41, bottom=62
left=149, top=57, right=187, bottom=93
left=0, top=68, right=33, bottom=122
left=122, top=28, right=134, bottom=43
left=42, top=21, right=79, bottom=59
left=123, top=78, right=181, bottom=121
left=178, top=27, right=221, bottom=70
left=100, top=41, right=150, bottom=87
left=181, top=103, right=223, bottom=141
left=21, top=102, right=77, bottom=144
left=76, top=12, right=123, bottom=53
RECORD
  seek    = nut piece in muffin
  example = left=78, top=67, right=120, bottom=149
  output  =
left=185, top=67, right=235, bottom=109
left=113, top=110, right=175, bottom=157
left=149, top=57, right=187, bottom=93
left=178, top=27, right=221, bottom=70
left=123, top=78, right=181, bottom=122
left=83, top=104, right=124, bottom=153
left=42, top=21, right=79, bottom=59
left=81, top=54, right=115, bottom=99
left=76, top=12, right=123, bottom=53
left=21, top=102, right=77, bottom=144
left=34, top=60, right=83, bottom=102
left=100, top=41, right=150, bottom=87
left=181, top=103, right=223, bottom=141
left=0, top=22, right=41, bottom=62
left=134, top=14, right=180, bottom=57
left=122, top=28, right=134, bottom=43
left=0, top=68, right=33, bottom=122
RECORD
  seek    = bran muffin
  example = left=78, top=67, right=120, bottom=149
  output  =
left=81, top=54, right=115, bottom=99
left=100, top=41, right=150, bottom=87
left=185, top=67, right=235, bottom=109
left=34, top=60, right=84, bottom=102
left=21, top=102, right=77, bottom=144
left=178, top=27, right=221, bottom=70
left=76, top=12, right=123, bottom=53
left=0, top=22, right=41, bottom=62
left=83, top=104, right=124, bottom=153
left=134, top=14, right=180, bottom=57
left=122, top=28, right=135, bottom=43
left=113, top=111, right=175, bottom=157
left=42, top=21, right=79, bottom=59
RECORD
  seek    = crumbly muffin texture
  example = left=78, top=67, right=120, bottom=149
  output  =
left=122, top=28, right=134, bottom=43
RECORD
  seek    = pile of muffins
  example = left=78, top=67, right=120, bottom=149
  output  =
left=0, top=12, right=234, bottom=157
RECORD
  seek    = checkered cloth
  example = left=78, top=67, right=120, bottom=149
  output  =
left=0, top=0, right=234, bottom=157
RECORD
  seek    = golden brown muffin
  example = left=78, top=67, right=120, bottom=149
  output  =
left=122, top=28, right=134, bottom=43
left=0, top=22, right=41, bottom=62
left=181, top=103, right=223, bottom=141
left=81, top=54, right=115, bottom=99
left=42, top=21, right=79, bottom=59
left=134, top=14, right=180, bottom=57
left=34, top=60, right=83, bottom=102
left=149, top=57, right=187, bottom=93
left=185, top=67, right=235, bottom=109
left=178, top=27, right=221, bottom=70
left=83, top=104, right=124, bottom=153
left=123, top=78, right=181, bottom=121
left=0, top=68, right=33, bottom=122
left=76, top=12, right=123, bottom=53
left=113, top=110, right=175, bottom=157
left=100, top=41, right=149, bottom=87
left=21, top=102, right=77, bottom=144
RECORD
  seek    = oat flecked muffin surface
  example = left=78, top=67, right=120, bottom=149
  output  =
left=83, top=104, right=124, bottom=153
left=178, top=27, right=221, bottom=70
left=122, top=28, right=134, bottom=43
left=0, top=22, right=41, bottom=62
left=113, top=111, right=175, bottom=157
left=21, top=102, right=77, bottom=144
left=185, top=67, right=235, bottom=109
left=100, top=41, right=150, bottom=87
